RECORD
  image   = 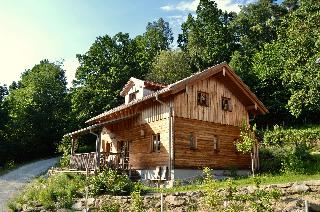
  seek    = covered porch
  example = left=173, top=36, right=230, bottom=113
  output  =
left=64, top=114, right=138, bottom=172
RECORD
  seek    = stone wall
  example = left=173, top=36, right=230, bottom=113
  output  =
left=68, top=180, right=320, bottom=212
left=20, top=180, right=320, bottom=211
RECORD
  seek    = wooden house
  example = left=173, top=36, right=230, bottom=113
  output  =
left=65, top=62, right=268, bottom=181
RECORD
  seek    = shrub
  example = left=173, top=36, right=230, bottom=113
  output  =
left=263, top=125, right=320, bottom=147
left=8, top=173, right=86, bottom=210
left=202, top=167, right=222, bottom=209
left=89, top=169, right=133, bottom=196
left=259, top=146, right=284, bottom=173
left=100, top=199, right=121, bottom=212
left=260, top=125, right=320, bottom=174
left=130, top=183, right=145, bottom=212
left=57, top=136, right=72, bottom=167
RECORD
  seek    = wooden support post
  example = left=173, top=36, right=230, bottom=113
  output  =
left=71, top=137, right=76, bottom=155
left=71, top=138, right=74, bottom=155
left=95, top=131, right=101, bottom=171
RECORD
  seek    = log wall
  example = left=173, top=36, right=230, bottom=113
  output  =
left=100, top=117, right=170, bottom=170
left=174, top=117, right=251, bottom=169
left=174, top=76, right=249, bottom=126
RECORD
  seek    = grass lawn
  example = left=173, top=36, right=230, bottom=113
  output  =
left=150, top=172, right=320, bottom=193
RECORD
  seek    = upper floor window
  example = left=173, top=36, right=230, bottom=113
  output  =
left=151, top=133, right=161, bottom=153
left=197, top=91, right=209, bottom=107
left=222, top=97, right=232, bottom=111
left=129, top=92, right=136, bottom=102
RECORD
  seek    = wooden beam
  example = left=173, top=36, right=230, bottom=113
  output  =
left=246, top=104, right=258, bottom=111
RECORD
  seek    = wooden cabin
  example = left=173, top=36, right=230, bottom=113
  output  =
left=65, top=62, right=268, bottom=181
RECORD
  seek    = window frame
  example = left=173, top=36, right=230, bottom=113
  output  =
left=129, top=92, right=137, bottom=102
left=189, top=132, right=197, bottom=150
left=221, top=97, right=232, bottom=112
left=213, top=135, right=220, bottom=152
left=197, top=91, right=209, bottom=107
left=151, top=133, right=161, bottom=153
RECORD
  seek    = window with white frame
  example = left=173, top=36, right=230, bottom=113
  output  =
left=151, top=133, right=161, bottom=153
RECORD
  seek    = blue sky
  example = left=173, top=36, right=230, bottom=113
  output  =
left=0, top=0, right=255, bottom=87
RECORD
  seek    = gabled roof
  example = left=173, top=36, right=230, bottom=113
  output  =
left=120, top=77, right=167, bottom=96
left=86, top=62, right=268, bottom=125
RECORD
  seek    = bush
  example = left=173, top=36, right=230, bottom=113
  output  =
left=89, top=168, right=133, bottom=196
left=259, top=147, right=284, bottom=174
left=260, top=125, right=320, bottom=174
left=99, top=199, right=121, bottom=212
left=130, top=183, right=145, bottom=212
left=8, top=173, right=86, bottom=210
left=202, top=167, right=222, bottom=209
left=57, top=136, right=72, bottom=167
left=263, top=125, right=320, bottom=147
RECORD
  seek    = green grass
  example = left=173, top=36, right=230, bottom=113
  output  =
left=149, top=172, right=320, bottom=194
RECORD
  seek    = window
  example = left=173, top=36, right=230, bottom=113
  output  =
left=129, top=92, right=136, bottom=102
left=151, top=133, right=161, bottom=153
left=189, top=133, right=197, bottom=149
left=213, top=135, right=220, bottom=152
left=197, top=91, right=209, bottom=107
left=222, top=97, right=232, bottom=111
left=234, top=138, right=240, bottom=154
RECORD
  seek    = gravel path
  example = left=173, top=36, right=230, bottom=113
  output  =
left=0, top=157, right=59, bottom=211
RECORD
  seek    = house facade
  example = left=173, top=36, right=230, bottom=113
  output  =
left=66, top=62, right=268, bottom=181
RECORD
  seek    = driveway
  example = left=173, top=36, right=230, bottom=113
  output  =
left=0, top=157, right=59, bottom=211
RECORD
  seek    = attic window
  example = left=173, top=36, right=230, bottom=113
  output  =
left=222, top=97, right=232, bottom=111
left=197, top=91, right=209, bottom=107
left=129, top=93, right=136, bottom=102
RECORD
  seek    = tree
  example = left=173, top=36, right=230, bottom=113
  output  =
left=235, top=123, right=258, bottom=176
left=253, top=0, right=320, bottom=121
left=4, top=60, right=69, bottom=162
left=178, top=0, right=238, bottom=71
left=144, top=18, right=174, bottom=55
left=134, top=18, right=174, bottom=75
left=72, top=33, right=146, bottom=124
left=229, top=0, right=287, bottom=88
left=0, top=84, right=8, bottom=146
left=72, top=19, right=174, bottom=124
left=146, top=50, right=192, bottom=84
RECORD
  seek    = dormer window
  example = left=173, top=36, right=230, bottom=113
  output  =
left=129, top=92, right=136, bottom=102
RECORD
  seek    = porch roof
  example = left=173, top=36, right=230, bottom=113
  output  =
left=64, top=113, right=139, bottom=138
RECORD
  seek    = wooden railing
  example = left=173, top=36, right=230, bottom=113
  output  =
left=69, top=152, right=129, bottom=171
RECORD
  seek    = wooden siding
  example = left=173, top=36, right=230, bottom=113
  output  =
left=174, top=117, right=251, bottom=169
left=100, top=117, right=170, bottom=170
left=174, top=76, right=249, bottom=126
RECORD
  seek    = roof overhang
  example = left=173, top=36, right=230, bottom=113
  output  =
left=65, top=113, right=140, bottom=138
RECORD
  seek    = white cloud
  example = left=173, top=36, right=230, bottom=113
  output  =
left=161, top=0, right=199, bottom=12
left=160, top=5, right=175, bottom=11
left=161, top=0, right=246, bottom=13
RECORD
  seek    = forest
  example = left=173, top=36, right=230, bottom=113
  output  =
left=0, top=0, right=319, bottom=166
